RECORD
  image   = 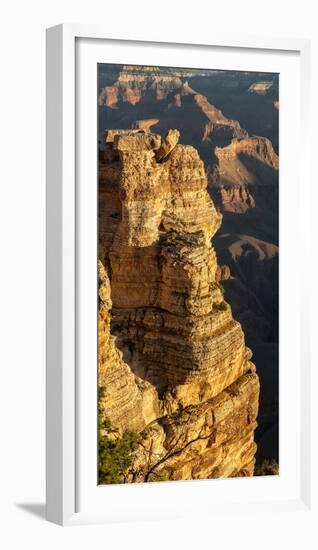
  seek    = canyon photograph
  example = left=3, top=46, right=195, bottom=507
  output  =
left=97, top=64, right=279, bottom=484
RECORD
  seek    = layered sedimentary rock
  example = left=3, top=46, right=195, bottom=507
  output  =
left=98, top=67, right=213, bottom=110
left=98, top=129, right=259, bottom=481
left=133, top=119, right=160, bottom=132
left=215, top=136, right=278, bottom=167
left=209, top=136, right=278, bottom=213
left=98, top=69, right=248, bottom=155
left=98, top=66, right=183, bottom=107
left=98, top=260, right=160, bottom=432
left=248, top=81, right=274, bottom=95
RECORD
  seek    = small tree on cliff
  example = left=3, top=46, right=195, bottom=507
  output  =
left=98, top=387, right=138, bottom=484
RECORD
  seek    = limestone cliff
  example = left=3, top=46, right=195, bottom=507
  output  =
left=98, top=67, right=212, bottom=109
left=98, top=260, right=160, bottom=433
left=209, top=136, right=278, bottom=213
left=98, top=129, right=259, bottom=482
left=98, top=67, right=183, bottom=107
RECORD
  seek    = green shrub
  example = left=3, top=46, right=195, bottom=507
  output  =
left=98, top=387, right=138, bottom=484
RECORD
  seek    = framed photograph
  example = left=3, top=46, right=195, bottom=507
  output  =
left=46, top=25, right=311, bottom=525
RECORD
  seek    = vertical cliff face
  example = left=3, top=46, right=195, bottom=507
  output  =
left=98, top=129, right=259, bottom=482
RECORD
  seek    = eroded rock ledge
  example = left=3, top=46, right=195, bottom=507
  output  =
left=98, top=129, right=259, bottom=481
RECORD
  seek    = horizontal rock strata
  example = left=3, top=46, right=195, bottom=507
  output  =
left=209, top=136, right=278, bottom=213
left=98, top=129, right=259, bottom=481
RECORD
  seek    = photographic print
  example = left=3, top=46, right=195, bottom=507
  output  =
left=97, top=63, right=279, bottom=484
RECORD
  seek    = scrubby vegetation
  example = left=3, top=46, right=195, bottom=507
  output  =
left=255, top=459, right=279, bottom=476
left=98, top=388, right=138, bottom=484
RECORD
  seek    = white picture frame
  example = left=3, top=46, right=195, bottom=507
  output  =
left=46, top=24, right=311, bottom=526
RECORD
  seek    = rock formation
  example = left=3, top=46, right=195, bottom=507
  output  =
left=209, top=136, right=278, bottom=213
left=133, top=119, right=160, bottom=132
left=98, top=70, right=248, bottom=155
left=248, top=81, right=274, bottom=95
left=98, top=66, right=184, bottom=108
left=98, top=64, right=279, bottom=466
left=98, top=260, right=160, bottom=433
left=98, top=129, right=260, bottom=482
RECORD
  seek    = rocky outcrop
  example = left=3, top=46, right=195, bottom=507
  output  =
left=130, top=371, right=259, bottom=481
left=98, top=130, right=259, bottom=482
left=98, top=64, right=279, bottom=465
left=216, top=264, right=231, bottom=282
left=166, top=83, right=248, bottom=150
left=98, top=66, right=184, bottom=107
left=202, top=119, right=247, bottom=144
left=133, top=119, right=160, bottom=132
left=98, top=68, right=211, bottom=111
left=98, top=67, right=248, bottom=155
left=155, top=129, right=180, bottom=161
left=209, top=137, right=278, bottom=213
left=248, top=81, right=274, bottom=95
left=214, top=137, right=278, bottom=168
left=98, top=261, right=160, bottom=433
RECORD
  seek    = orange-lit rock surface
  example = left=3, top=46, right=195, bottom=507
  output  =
left=98, top=129, right=259, bottom=481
